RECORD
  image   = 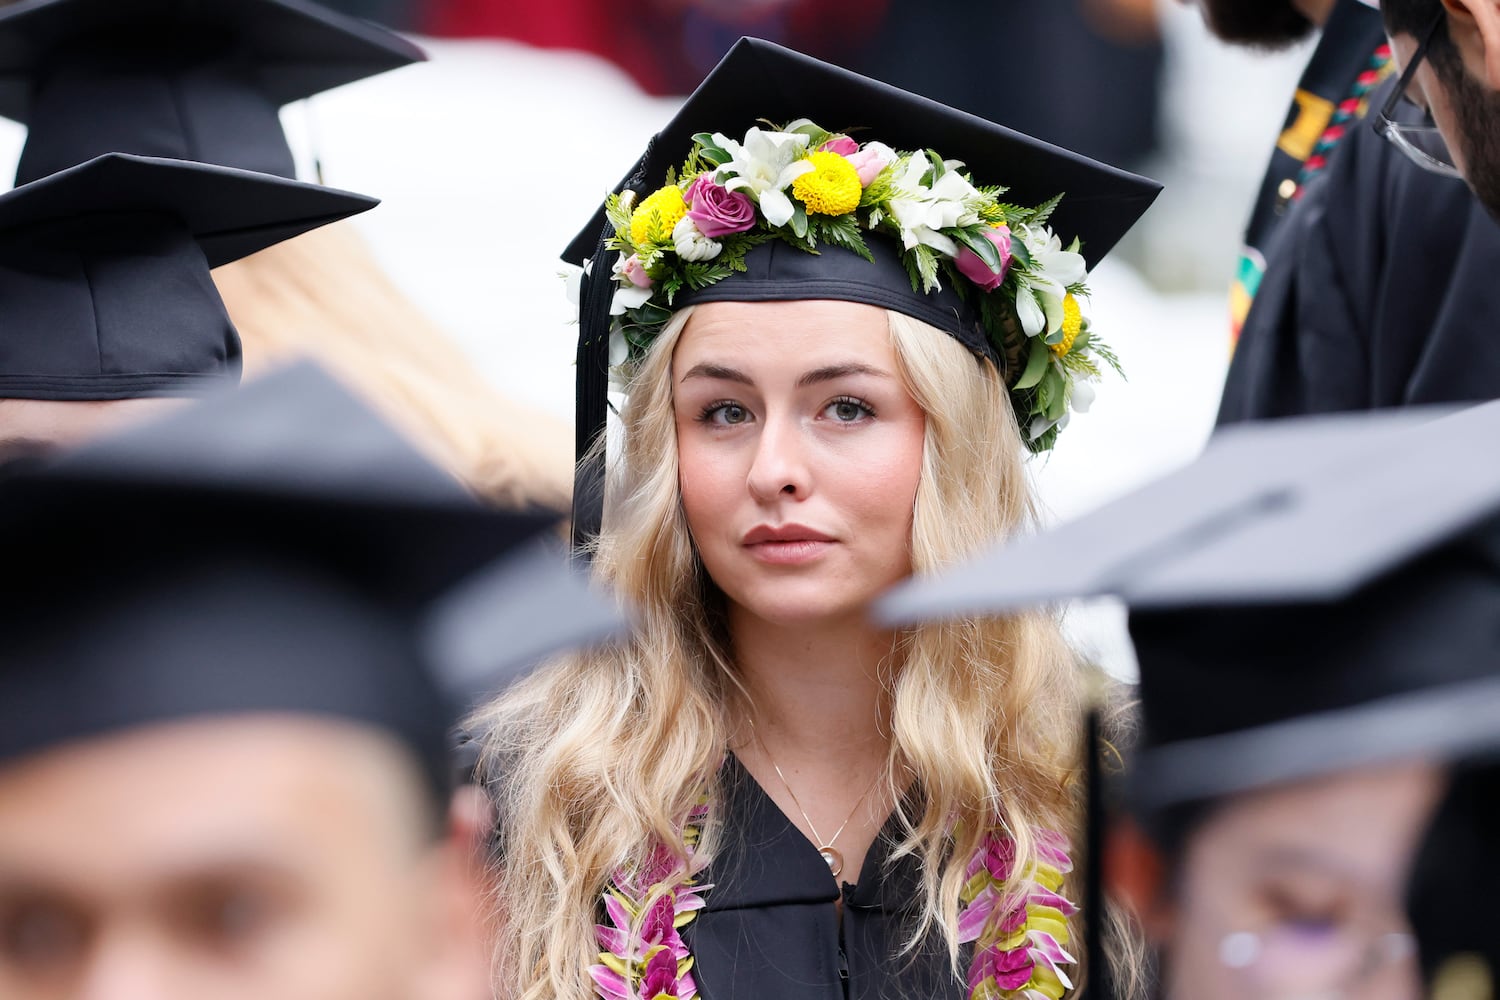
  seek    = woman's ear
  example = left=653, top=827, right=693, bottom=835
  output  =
left=1106, top=817, right=1175, bottom=943
left=1441, top=0, right=1500, bottom=91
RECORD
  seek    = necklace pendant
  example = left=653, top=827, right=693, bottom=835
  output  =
left=820, top=846, right=844, bottom=878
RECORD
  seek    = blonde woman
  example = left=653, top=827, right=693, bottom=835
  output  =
left=471, top=39, right=1159, bottom=1000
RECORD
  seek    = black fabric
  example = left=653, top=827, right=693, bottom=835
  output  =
left=17, top=37, right=298, bottom=183
left=0, top=212, right=238, bottom=399
left=0, top=152, right=374, bottom=399
left=0, top=151, right=377, bottom=269
left=562, top=37, right=1160, bottom=270
left=0, top=0, right=423, bottom=121
left=1128, top=519, right=1500, bottom=805
left=676, top=235, right=996, bottom=365
left=0, top=363, right=564, bottom=790
left=686, top=755, right=964, bottom=1000
left=0, top=550, right=451, bottom=794
left=1218, top=73, right=1500, bottom=423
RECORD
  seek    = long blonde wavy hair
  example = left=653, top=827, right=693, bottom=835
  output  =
left=471, top=304, right=1090, bottom=999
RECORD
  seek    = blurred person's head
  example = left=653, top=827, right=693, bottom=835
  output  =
left=0, top=364, right=611, bottom=1000
left=1381, top=0, right=1500, bottom=217
left=0, top=397, right=190, bottom=466
left=1106, top=516, right=1500, bottom=1000
left=1183, top=0, right=1322, bottom=48
left=1116, top=762, right=1442, bottom=1000
left=0, top=715, right=483, bottom=1000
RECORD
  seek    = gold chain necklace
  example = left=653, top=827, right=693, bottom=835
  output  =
left=749, top=723, right=884, bottom=879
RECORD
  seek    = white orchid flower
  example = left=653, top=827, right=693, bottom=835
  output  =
left=608, top=253, right=653, bottom=316
left=1070, top=380, right=1096, bottom=414
left=608, top=328, right=629, bottom=368
left=713, top=127, right=812, bottom=227
left=886, top=155, right=983, bottom=257
left=561, top=263, right=585, bottom=308
left=1017, top=225, right=1088, bottom=336
left=672, top=216, right=723, bottom=262
left=1028, top=412, right=1069, bottom=442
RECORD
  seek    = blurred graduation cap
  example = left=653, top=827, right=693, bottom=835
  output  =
left=567, top=36, right=1161, bottom=547
left=0, top=151, right=375, bottom=400
left=0, top=362, right=626, bottom=796
left=878, top=400, right=1500, bottom=808
left=0, top=0, right=425, bottom=184
left=1404, top=755, right=1500, bottom=999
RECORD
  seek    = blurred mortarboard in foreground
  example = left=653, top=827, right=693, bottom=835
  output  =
left=1405, top=756, right=1500, bottom=998
left=878, top=401, right=1500, bottom=808
left=0, top=362, right=625, bottom=796
left=0, top=0, right=425, bottom=184
left=0, top=152, right=375, bottom=400
left=567, top=36, right=1161, bottom=547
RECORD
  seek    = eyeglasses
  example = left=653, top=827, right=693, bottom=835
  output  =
left=1218, top=925, right=1418, bottom=999
left=1375, top=10, right=1464, bottom=178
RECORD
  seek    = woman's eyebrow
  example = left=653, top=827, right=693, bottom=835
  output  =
left=679, top=362, right=752, bottom=385
left=796, top=363, right=891, bottom=387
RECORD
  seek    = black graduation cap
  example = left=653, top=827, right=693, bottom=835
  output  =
left=0, top=0, right=425, bottom=184
left=877, top=401, right=1500, bottom=808
left=567, top=36, right=1162, bottom=548
left=0, top=362, right=625, bottom=794
left=0, top=151, right=376, bottom=400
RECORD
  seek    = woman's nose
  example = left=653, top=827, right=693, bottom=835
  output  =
left=746, top=415, right=809, bottom=502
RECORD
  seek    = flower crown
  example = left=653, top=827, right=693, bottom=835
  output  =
left=602, top=119, right=1122, bottom=451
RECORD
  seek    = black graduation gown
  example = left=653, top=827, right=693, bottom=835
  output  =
left=684, top=755, right=968, bottom=1000
left=1217, top=79, right=1500, bottom=423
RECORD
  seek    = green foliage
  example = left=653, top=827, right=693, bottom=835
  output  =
left=692, top=132, right=733, bottom=168
left=1028, top=192, right=1064, bottom=228
left=604, top=192, right=635, bottom=249
left=810, top=214, right=874, bottom=263
left=1014, top=337, right=1050, bottom=390
left=909, top=243, right=940, bottom=293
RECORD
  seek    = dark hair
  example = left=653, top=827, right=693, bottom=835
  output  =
left=1381, top=0, right=1439, bottom=37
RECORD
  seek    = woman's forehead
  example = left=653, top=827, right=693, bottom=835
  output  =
left=673, top=300, right=895, bottom=372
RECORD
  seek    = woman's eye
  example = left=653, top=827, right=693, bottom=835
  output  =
left=700, top=402, right=750, bottom=425
left=824, top=397, right=873, bottom=422
left=0, top=902, right=87, bottom=969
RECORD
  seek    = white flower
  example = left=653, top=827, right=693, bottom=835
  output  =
left=561, top=263, right=585, bottom=308
left=1015, top=225, right=1088, bottom=336
left=608, top=253, right=653, bottom=316
left=1070, top=380, right=1096, bottom=414
left=886, top=155, right=983, bottom=257
left=608, top=327, right=629, bottom=368
left=713, top=126, right=813, bottom=227
left=672, top=216, right=723, bottom=262
left=1029, top=412, right=1069, bottom=442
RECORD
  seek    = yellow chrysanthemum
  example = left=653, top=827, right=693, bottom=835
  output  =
left=1051, top=294, right=1083, bottom=356
left=630, top=185, right=688, bottom=245
left=791, top=151, right=862, bottom=215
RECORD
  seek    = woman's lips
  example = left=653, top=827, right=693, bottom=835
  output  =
left=744, top=538, right=834, bottom=565
left=742, top=525, right=835, bottom=565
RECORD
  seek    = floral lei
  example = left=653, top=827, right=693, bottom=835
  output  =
left=602, top=119, right=1121, bottom=452
left=589, top=799, right=1077, bottom=1000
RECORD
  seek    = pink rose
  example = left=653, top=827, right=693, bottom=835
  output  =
left=818, top=135, right=859, bottom=156
left=955, top=225, right=1013, bottom=291
left=686, top=175, right=757, bottom=237
left=846, top=141, right=897, bottom=186
left=621, top=254, right=653, bottom=289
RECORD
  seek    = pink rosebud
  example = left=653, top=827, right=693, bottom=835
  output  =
left=621, top=254, right=653, bottom=289
left=846, top=142, right=897, bottom=186
left=955, top=225, right=1013, bottom=292
left=686, top=175, right=757, bottom=237
left=819, top=135, right=859, bottom=156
